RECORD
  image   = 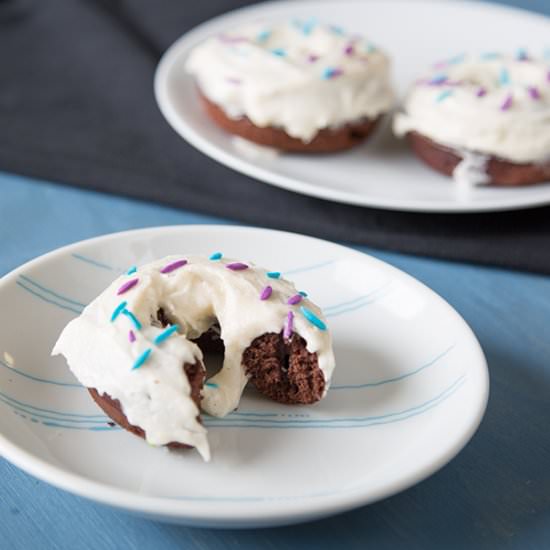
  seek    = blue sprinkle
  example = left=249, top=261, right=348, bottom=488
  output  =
left=448, top=53, right=465, bottom=65
left=300, top=306, right=327, bottom=331
left=429, top=73, right=448, bottom=85
left=266, top=271, right=281, bottom=279
left=126, top=266, right=137, bottom=275
left=206, top=382, right=219, bottom=388
left=322, top=67, right=343, bottom=80
left=256, top=30, right=271, bottom=43
left=132, top=348, right=152, bottom=370
left=365, top=43, right=377, bottom=54
left=516, top=48, right=528, bottom=61
left=499, top=67, right=510, bottom=86
left=544, top=48, right=550, bottom=60
left=480, top=52, right=500, bottom=60
left=122, top=309, right=142, bottom=330
left=154, top=324, right=180, bottom=345
left=298, top=291, right=308, bottom=297
left=329, top=24, right=345, bottom=36
left=436, top=89, right=454, bottom=103
left=209, top=252, right=223, bottom=261
left=111, top=301, right=127, bottom=322
left=271, top=48, right=286, bottom=57
left=301, top=17, right=317, bottom=35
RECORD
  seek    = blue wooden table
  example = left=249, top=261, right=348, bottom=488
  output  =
left=2, top=168, right=550, bottom=548
left=2, top=2, right=550, bottom=546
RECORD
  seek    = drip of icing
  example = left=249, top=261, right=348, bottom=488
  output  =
left=452, top=151, right=490, bottom=189
left=394, top=53, right=550, bottom=163
left=186, top=20, right=394, bottom=142
left=52, top=255, right=335, bottom=458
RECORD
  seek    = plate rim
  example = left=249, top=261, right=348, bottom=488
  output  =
left=0, top=225, right=490, bottom=527
left=154, top=0, right=550, bottom=214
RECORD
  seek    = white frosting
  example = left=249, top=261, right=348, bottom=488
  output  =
left=394, top=53, right=550, bottom=165
left=52, top=255, right=335, bottom=459
left=186, top=19, right=394, bottom=142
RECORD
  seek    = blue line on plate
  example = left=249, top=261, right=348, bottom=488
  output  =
left=15, top=281, right=83, bottom=315
left=18, top=275, right=87, bottom=308
left=331, top=344, right=456, bottom=390
left=71, top=253, right=115, bottom=271
left=0, top=357, right=82, bottom=388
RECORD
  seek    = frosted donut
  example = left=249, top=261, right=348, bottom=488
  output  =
left=393, top=51, right=550, bottom=186
left=53, top=254, right=335, bottom=460
left=185, top=19, right=394, bottom=151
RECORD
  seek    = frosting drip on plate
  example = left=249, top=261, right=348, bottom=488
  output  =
left=394, top=52, right=550, bottom=164
left=186, top=19, right=394, bottom=142
left=53, top=255, right=335, bottom=459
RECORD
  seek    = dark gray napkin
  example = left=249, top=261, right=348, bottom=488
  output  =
left=1, top=0, right=549, bottom=274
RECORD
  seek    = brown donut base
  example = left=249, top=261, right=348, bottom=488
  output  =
left=88, top=360, right=204, bottom=450
left=200, top=92, right=380, bottom=153
left=407, top=131, right=550, bottom=187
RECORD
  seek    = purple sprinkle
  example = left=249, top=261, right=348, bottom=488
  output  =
left=260, top=285, right=272, bottom=301
left=117, top=278, right=139, bottom=295
left=344, top=44, right=354, bottom=56
left=528, top=86, right=540, bottom=100
left=287, top=294, right=303, bottom=305
left=226, top=262, right=248, bottom=271
left=476, top=87, right=487, bottom=97
left=226, top=77, right=242, bottom=85
left=307, top=54, right=319, bottom=63
left=160, top=259, right=187, bottom=274
left=500, top=93, right=513, bottom=111
left=547, top=70, right=550, bottom=83
left=283, top=311, right=294, bottom=340
left=432, top=60, right=447, bottom=70
left=129, top=330, right=136, bottom=343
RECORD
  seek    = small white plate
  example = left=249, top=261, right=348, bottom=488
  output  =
left=155, top=0, right=550, bottom=213
left=0, top=226, right=488, bottom=527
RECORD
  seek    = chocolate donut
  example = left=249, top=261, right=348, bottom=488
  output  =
left=394, top=51, right=550, bottom=186
left=53, top=254, right=335, bottom=460
left=185, top=19, right=394, bottom=152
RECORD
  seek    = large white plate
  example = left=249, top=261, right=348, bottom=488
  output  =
left=155, top=0, right=550, bottom=213
left=0, top=226, right=488, bottom=527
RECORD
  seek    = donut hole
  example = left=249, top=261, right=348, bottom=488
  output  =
left=193, top=322, right=225, bottom=379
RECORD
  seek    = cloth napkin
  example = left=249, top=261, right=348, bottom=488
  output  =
left=1, top=0, right=549, bottom=274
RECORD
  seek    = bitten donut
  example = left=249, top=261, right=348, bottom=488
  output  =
left=53, top=254, right=335, bottom=460
left=185, top=19, right=394, bottom=152
left=394, top=51, right=550, bottom=186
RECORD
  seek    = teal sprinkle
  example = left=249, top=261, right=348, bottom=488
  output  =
left=154, top=324, right=180, bottom=345
left=436, top=89, right=454, bottom=103
left=298, top=291, right=308, bottom=297
left=300, top=306, right=327, bottom=331
left=126, top=266, right=137, bottom=275
left=111, top=301, right=127, bottom=322
left=132, top=348, right=152, bottom=370
left=329, top=24, right=345, bottom=36
left=256, top=29, right=271, bottom=43
left=448, top=53, right=465, bottom=65
left=266, top=271, right=281, bottom=279
left=366, top=43, right=377, bottom=53
left=206, top=382, right=219, bottom=388
left=544, top=48, right=550, bottom=60
left=301, top=17, right=317, bottom=35
left=209, top=252, right=223, bottom=261
left=480, top=52, right=500, bottom=60
left=516, top=48, right=528, bottom=60
left=271, top=48, right=286, bottom=57
left=499, top=67, right=510, bottom=86
left=122, top=309, right=142, bottom=330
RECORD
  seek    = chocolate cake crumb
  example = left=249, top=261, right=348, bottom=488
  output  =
left=200, top=91, right=380, bottom=153
left=243, top=332, right=325, bottom=404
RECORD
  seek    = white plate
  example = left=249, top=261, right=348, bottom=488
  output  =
left=0, top=226, right=488, bottom=527
left=155, top=0, right=550, bottom=213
